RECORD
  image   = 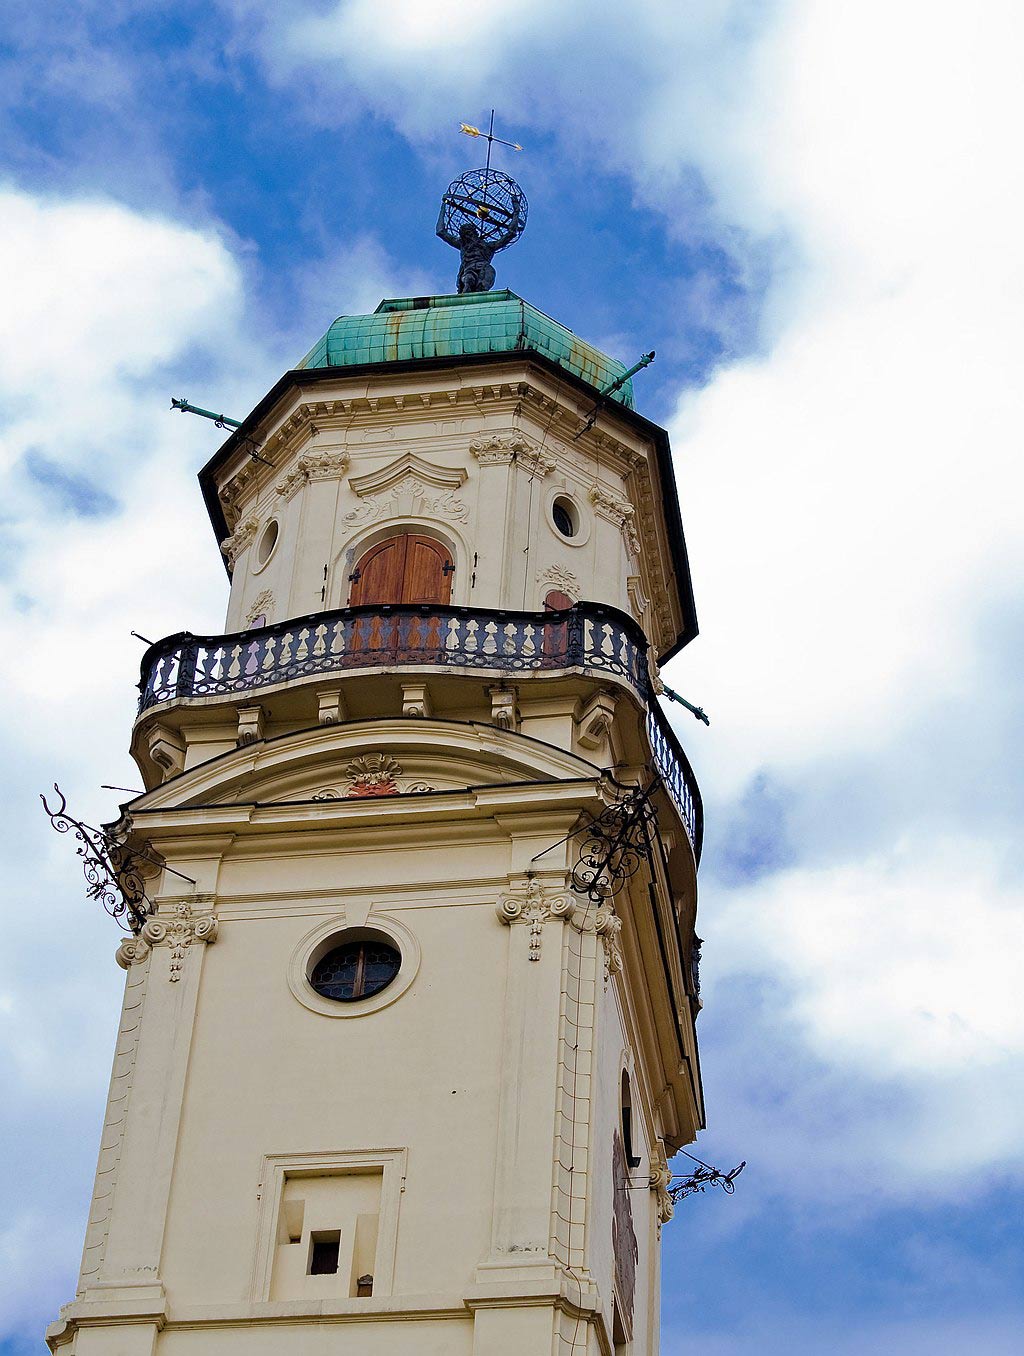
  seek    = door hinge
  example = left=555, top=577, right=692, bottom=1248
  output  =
left=349, top=569, right=361, bottom=583
left=442, top=561, right=456, bottom=576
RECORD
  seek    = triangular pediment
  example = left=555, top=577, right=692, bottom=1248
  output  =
left=348, top=451, right=467, bottom=498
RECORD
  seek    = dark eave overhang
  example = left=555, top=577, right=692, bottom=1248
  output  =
left=198, top=350, right=698, bottom=658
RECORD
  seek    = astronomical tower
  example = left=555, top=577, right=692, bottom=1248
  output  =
left=46, top=175, right=706, bottom=1356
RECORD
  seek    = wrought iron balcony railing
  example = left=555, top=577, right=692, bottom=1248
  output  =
left=137, top=601, right=702, bottom=861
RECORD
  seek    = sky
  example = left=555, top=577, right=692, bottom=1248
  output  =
left=1, top=2, right=1023, bottom=1352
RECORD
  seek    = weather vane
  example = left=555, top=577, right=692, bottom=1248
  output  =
left=436, top=110, right=528, bottom=294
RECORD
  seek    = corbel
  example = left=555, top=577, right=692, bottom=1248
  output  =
left=236, top=704, right=266, bottom=747
left=401, top=682, right=432, bottom=718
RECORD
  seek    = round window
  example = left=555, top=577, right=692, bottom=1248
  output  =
left=309, top=936, right=401, bottom=1003
left=552, top=496, right=578, bottom=539
left=256, top=520, right=279, bottom=568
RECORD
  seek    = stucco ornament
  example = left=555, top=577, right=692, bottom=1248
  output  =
left=345, top=754, right=403, bottom=797
left=537, top=564, right=579, bottom=599
left=275, top=448, right=349, bottom=501
left=565, top=897, right=624, bottom=986
left=649, top=1152, right=675, bottom=1229
left=218, top=462, right=258, bottom=529
left=245, top=590, right=274, bottom=627
left=471, top=432, right=555, bottom=478
left=220, top=513, right=260, bottom=567
left=116, top=898, right=218, bottom=979
left=589, top=484, right=642, bottom=559
left=495, top=875, right=575, bottom=960
left=344, top=476, right=470, bottom=527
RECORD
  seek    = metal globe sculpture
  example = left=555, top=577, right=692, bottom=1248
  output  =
left=436, top=167, right=528, bottom=294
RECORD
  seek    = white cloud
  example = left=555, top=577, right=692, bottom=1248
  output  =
left=230, top=0, right=1024, bottom=1191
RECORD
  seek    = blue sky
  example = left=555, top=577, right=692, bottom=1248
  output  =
left=2, top=3, right=1023, bottom=1352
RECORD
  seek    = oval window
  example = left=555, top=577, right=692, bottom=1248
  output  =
left=309, top=936, right=401, bottom=1003
left=256, top=520, right=279, bottom=568
left=552, top=496, right=578, bottom=539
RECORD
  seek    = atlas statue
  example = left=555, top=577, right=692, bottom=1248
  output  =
left=436, top=165, right=528, bottom=294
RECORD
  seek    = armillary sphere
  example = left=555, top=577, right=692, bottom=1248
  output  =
left=438, top=168, right=528, bottom=250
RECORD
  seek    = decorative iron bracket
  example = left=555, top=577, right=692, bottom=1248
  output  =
left=667, top=1152, right=746, bottom=1204
left=568, top=778, right=661, bottom=907
left=39, top=784, right=191, bottom=934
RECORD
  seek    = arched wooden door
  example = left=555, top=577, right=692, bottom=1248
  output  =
left=348, top=534, right=454, bottom=607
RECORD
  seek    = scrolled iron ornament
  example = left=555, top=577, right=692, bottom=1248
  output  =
left=40, top=784, right=151, bottom=934
left=667, top=1153, right=746, bottom=1205
left=570, top=780, right=660, bottom=907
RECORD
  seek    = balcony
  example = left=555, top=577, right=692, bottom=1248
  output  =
left=136, top=601, right=702, bottom=861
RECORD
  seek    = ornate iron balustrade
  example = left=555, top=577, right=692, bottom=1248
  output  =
left=646, top=702, right=703, bottom=860
left=138, top=602, right=649, bottom=710
left=136, top=601, right=702, bottom=862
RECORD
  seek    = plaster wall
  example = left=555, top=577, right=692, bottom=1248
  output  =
left=215, top=367, right=666, bottom=650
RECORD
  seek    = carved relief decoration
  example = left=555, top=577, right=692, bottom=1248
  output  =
left=649, top=1152, right=675, bottom=1230
left=307, top=767, right=436, bottom=802
left=219, top=463, right=259, bottom=530
left=589, top=484, right=642, bottom=558
left=220, top=513, right=260, bottom=567
left=116, top=897, right=218, bottom=981
left=572, top=900, right=624, bottom=985
left=494, top=878, right=623, bottom=975
left=471, top=432, right=555, bottom=478
left=537, top=564, right=580, bottom=599
left=344, top=476, right=469, bottom=527
left=495, top=876, right=575, bottom=961
left=276, top=448, right=349, bottom=501
left=245, top=590, right=274, bottom=626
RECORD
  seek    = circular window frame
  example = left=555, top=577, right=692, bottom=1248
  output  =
left=288, top=914, right=420, bottom=1018
left=252, top=519, right=280, bottom=574
left=545, top=489, right=590, bottom=547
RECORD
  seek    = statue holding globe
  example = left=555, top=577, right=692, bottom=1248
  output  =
left=436, top=117, right=528, bottom=293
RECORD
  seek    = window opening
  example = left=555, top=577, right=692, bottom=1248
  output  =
left=310, top=938, right=401, bottom=1003
left=622, top=1071, right=641, bottom=1169
left=552, top=496, right=577, bottom=539
left=308, top=1230, right=341, bottom=1275
left=256, top=520, right=279, bottom=567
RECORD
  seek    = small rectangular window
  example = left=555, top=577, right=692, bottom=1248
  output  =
left=308, top=1230, right=341, bottom=1275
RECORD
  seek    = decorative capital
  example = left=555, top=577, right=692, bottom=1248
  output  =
left=589, top=484, right=641, bottom=558
left=572, top=900, right=624, bottom=984
left=134, top=898, right=219, bottom=981
left=276, top=448, right=349, bottom=501
left=220, top=513, right=260, bottom=566
left=471, top=433, right=555, bottom=477
left=115, top=935, right=151, bottom=969
left=496, top=876, right=575, bottom=960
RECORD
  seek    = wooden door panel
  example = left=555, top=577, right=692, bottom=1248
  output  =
left=401, top=535, right=453, bottom=605
left=349, top=536, right=407, bottom=606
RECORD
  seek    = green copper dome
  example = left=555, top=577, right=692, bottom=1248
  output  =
left=297, top=291, right=636, bottom=409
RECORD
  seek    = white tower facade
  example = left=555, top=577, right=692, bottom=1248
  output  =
left=47, top=291, right=704, bottom=1356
